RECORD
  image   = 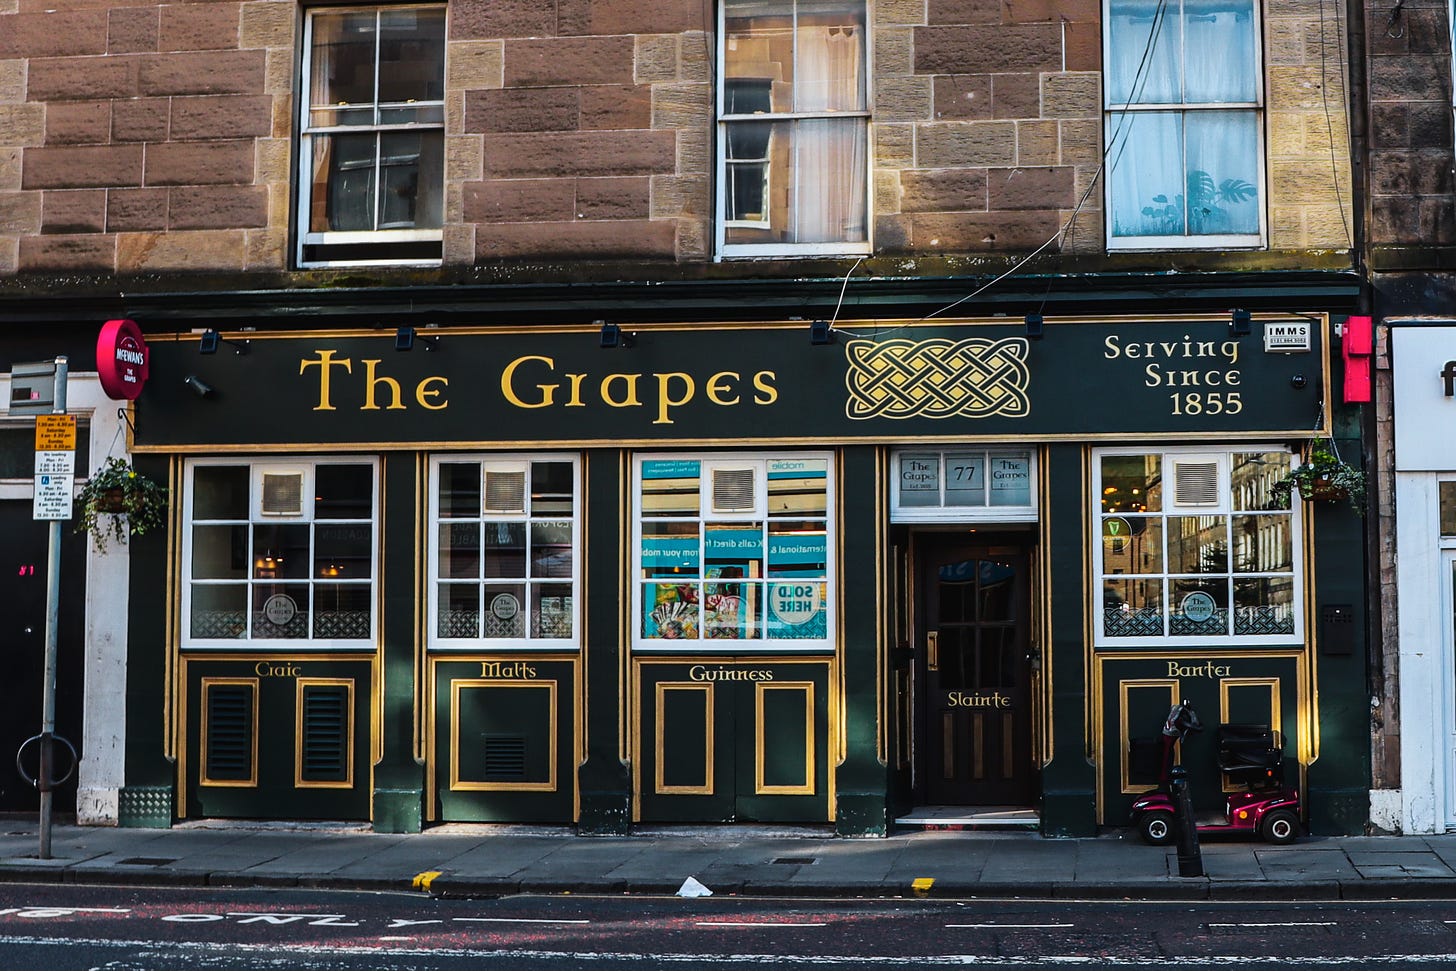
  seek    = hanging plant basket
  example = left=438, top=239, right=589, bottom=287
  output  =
left=73, top=456, right=169, bottom=552
left=1270, top=439, right=1366, bottom=515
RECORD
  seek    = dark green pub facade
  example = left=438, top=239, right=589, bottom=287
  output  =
left=109, top=308, right=1369, bottom=837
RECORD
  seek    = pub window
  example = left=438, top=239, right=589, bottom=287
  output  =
left=634, top=453, right=834, bottom=652
left=1103, top=0, right=1265, bottom=249
left=892, top=449, right=1037, bottom=522
left=297, top=4, right=445, bottom=267
left=1440, top=480, right=1456, bottom=539
left=429, top=456, right=581, bottom=649
left=183, top=459, right=378, bottom=648
left=716, top=0, right=870, bottom=258
left=1094, top=447, right=1302, bottom=645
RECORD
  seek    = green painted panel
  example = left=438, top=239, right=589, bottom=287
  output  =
left=660, top=686, right=713, bottom=790
left=757, top=685, right=810, bottom=790
left=1100, top=655, right=1299, bottom=823
left=432, top=658, right=576, bottom=823
left=183, top=656, right=371, bottom=821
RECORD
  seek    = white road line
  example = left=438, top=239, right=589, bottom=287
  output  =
left=378, top=936, right=413, bottom=941
left=696, top=921, right=829, bottom=927
left=455, top=917, right=591, bottom=925
left=1207, top=922, right=1337, bottom=929
left=946, top=923, right=1075, bottom=929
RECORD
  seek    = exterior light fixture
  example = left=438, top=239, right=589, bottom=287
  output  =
left=395, top=326, right=438, bottom=351
left=1231, top=309, right=1252, bottom=337
left=1024, top=313, right=1044, bottom=340
left=199, top=329, right=248, bottom=355
left=599, top=322, right=634, bottom=348
left=810, top=319, right=835, bottom=345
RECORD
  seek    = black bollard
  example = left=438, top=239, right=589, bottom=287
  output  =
left=1169, top=765, right=1204, bottom=878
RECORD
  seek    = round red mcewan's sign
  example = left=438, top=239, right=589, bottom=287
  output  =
left=97, top=318, right=149, bottom=400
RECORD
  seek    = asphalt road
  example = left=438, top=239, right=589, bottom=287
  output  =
left=3, top=882, right=1456, bottom=969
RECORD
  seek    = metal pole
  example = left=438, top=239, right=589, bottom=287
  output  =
left=1170, top=764, right=1204, bottom=878
left=38, top=355, right=67, bottom=861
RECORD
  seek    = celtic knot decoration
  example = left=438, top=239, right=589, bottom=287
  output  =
left=843, top=337, right=1031, bottom=421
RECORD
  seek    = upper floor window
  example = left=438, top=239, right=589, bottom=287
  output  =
left=1103, top=0, right=1265, bottom=250
left=717, top=0, right=870, bottom=259
left=183, top=459, right=378, bottom=648
left=1094, top=448, right=1301, bottom=646
left=297, top=5, right=445, bottom=267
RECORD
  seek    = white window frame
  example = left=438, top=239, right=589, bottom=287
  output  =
left=890, top=448, right=1039, bottom=523
left=181, top=457, right=380, bottom=650
left=427, top=454, right=582, bottom=652
left=1102, top=0, right=1267, bottom=251
left=632, top=451, right=836, bottom=654
left=296, top=4, right=445, bottom=268
left=1093, top=445, right=1304, bottom=647
left=714, top=0, right=872, bottom=260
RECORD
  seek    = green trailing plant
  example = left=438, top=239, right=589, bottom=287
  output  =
left=73, top=456, right=169, bottom=551
left=1270, top=439, right=1366, bottom=514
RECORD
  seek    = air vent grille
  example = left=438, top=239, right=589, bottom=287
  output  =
left=1174, top=461, right=1220, bottom=507
left=711, top=467, right=756, bottom=513
left=261, top=472, right=304, bottom=515
left=301, top=684, right=350, bottom=783
left=483, top=470, right=526, bottom=514
left=205, top=683, right=254, bottom=782
left=483, top=734, right=527, bottom=781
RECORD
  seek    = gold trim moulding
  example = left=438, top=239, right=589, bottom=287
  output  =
left=199, top=677, right=261, bottom=789
left=654, top=681, right=715, bottom=797
left=754, top=681, right=817, bottom=796
left=448, top=678, right=559, bottom=793
left=1117, top=678, right=1178, bottom=795
left=294, top=677, right=357, bottom=790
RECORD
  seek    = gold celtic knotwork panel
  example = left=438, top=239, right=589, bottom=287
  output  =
left=843, top=337, right=1031, bottom=421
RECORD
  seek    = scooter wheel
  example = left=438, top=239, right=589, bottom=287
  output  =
left=1138, top=809, right=1176, bottom=845
left=1260, top=808, right=1299, bottom=845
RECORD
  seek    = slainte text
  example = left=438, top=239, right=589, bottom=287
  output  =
left=947, top=690, right=1011, bottom=708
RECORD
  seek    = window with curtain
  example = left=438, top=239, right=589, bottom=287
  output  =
left=717, top=0, right=870, bottom=258
left=1103, top=0, right=1265, bottom=249
left=297, top=5, right=445, bottom=267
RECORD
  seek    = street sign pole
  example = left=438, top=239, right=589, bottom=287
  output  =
left=38, top=357, right=68, bottom=861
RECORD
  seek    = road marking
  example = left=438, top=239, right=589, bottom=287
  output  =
left=911, top=877, right=934, bottom=895
left=456, top=917, right=591, bottom=925
left=412, top=870, right=442, bottom=890
left=696, top=921, right=829, bottom=928
left=378, top=936, right=413, bottom=941
left=946, top=923, right=1075, bottom=929
left=1207, top=922, right=1337, bottom=929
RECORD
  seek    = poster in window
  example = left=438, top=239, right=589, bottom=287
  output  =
left=898, top=454, right=940, bottom=507
left=643, top=583, right=700, bottom=639
left=767, top=581, right=827, bottom=639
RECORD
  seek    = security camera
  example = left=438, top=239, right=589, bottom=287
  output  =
left=184, top=374, right=214, bottom=398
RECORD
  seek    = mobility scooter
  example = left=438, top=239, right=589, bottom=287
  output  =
left=1130, top=700, right=1301, bottom=845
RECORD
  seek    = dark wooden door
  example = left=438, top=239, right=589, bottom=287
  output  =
left=918, top=539, right=1034, bottom=806
left=0, top=502, right=86, bottom=812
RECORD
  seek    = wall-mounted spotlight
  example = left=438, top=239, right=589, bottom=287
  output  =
left=1230, top=309, right=1252, bottom=337
left=395, top=326, right=439, bottom=351
left=198, top=329, right=248, bottom=355
left=810, top=319, right=835, bottom=345
left=599, top=321, right=634, bottom=349
left=183, top=374, right=214, bottom=398
left=1024, top=312, right=1044, bottom=340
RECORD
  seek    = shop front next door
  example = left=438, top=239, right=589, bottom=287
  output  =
left=917, top=538, right=1034, bottom=806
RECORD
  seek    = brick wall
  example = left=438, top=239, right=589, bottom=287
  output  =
left=1365, top=0, right=1455, bottom=249
left=0, top=1, right=292, bottom=275
left=0, top=0, right=1357, bottom=278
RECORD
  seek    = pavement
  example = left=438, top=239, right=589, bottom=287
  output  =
left=4, top=818, right=1456, bottom=901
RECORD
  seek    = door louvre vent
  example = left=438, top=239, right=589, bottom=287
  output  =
left=1173, top=461, right=1220, bottom=507
left=710, top=467, right=756, bottom=513
left=482, top=734, right=527, bottom=781
left=301, top=684, right=350, bottom=783
left=205, top=683, right=254, bottom=782
left=261, top=471, right=304, bottom=516
left=483, top=470, right=526, bottom=514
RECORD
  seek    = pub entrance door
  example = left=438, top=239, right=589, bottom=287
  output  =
left=916, top=536, right=1035, bottom=806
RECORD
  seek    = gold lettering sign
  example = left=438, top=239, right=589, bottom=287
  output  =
left=1166, top=660, right=1233, bottom=678
left=255, top=661, right=301, bottom=678
left=688, top=664, right=775, bottom=682
left=480, top=661, right=538, bottom=679
left=946, top=690, right=1011, bottom=708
